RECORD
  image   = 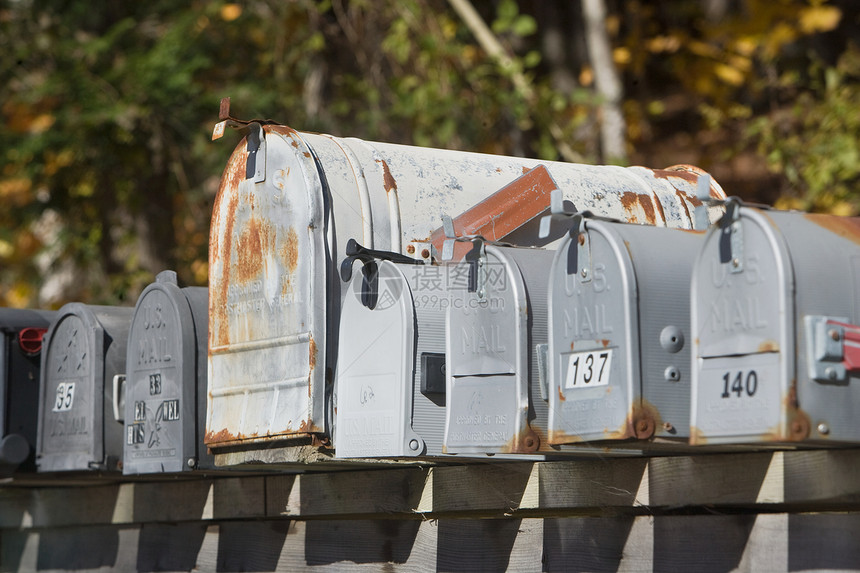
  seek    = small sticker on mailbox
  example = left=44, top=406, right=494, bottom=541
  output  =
left=52, top=382, right=76, bottom=412
left=563, top=349, right=613, bottom=389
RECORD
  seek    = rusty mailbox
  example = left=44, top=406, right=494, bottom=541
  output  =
left=333, top=241, right=450, bottom=458
left=207, top=105, right=724, bottom=459
left=123, top=271, right=211, bottom=474
left=691, top=202, right=860, bottom=445
left=545, top=211, right=703, bottom=448
left=0, top=309, right=55, bottom=474
left=36, top=303, right=133, bottom=472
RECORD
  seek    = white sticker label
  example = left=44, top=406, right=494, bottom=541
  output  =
left=564, top=349, right=613, bottom=389
left=53, top=382, right=75, bottom=412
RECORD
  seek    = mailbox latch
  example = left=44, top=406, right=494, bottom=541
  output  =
left=806, top=315, right=860, bottom=384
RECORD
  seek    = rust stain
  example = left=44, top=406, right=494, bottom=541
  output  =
left=570, top=341, right=575, bottom=351
left=758, top=340, right=779, bottom=353
left=308, top=335, right=317, bottom=372
left=502, top=423, right=541, bottom=454
left=210, top=137, right=249, bottom=348
left=548, top=399, right=662, bottom=445
left=689, top=426, right=707, bottom=446
left=676, top=190, right=694, bottom=223
left=661, top=165, right=726, bottom=200
left=653, top=195, right=666, bottom=223
left=235, top=216, right=271, bottom=284
left=620, top=192, right=657, bottom=225
left=601, top=339, right=610, bottom=348
left=281, top=227, right=299, bottom=273
left=784, top=384, right=811, bottom=442
left=522, top=166, right=530, bottom=174
left=804, top=213, right=860, bottom=245
left=205, top=428, right=238, bottom=445
left=557, top=385, right=566, bottom=402
left=614, top=399, right=662, bottom=441
left=378, top=158, right=398, bottom=193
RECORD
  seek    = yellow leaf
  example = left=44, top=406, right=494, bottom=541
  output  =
left=0, top=240, right=13, bottom=259
left=762, top=23, right=798, bottom=60
left=799, top=6, right=841, bottom=34
left=29, top=114, right=55, bottom=133
left=647, top=35, right=681, bottom=53
left=688, top=40, right=721, bottom=60
left=0, top=178, right=32, bottom=206
left=774, top=196, right=806, bottom=211
left=714, top=63, right=745, bottom=86
left=192, top=259, right=208, bottom=285
left=613, top=47, right=631, bottom=66
left=220, top=4, right=242, bottom=22
left=831, top=201, right=855, bottom=217
left=579, top=66, right=594, bottom=87
left=732, top=37, right=758, bottom=57
left=7, top=283, right=33, bottom=309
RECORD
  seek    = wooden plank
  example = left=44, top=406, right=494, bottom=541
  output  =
left=538, top=457, right=650, bottom=511
left=8, top=513, right=860, bottom=572
left=783, top=449, right=860, bottom=505
left=648, top=451, right=782, bottom=507
left=267, top=467, right=429, bottom=518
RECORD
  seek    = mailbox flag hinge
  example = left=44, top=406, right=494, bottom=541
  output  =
left=806, top=315, right=860, bottom=384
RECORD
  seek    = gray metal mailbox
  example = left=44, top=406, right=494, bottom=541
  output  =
left=0, top=308, right=55, bottom=474
left=691, top=202, right=860, bottom=445
left=547, top=215, right=703, bottom=447
left=36, top=303, right=133, bottom=472
left=123, top=271, right=210, bottom=474
left=334, top=242, right=449, bottom=458
left=444, top=243, right=555, bottom=454
left=207, top=107, right=723, bottom=459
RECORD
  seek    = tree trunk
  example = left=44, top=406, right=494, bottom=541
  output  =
left=582, top=0, right=627, bottom=163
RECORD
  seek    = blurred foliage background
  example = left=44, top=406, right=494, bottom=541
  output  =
left=0, top=0, right=857, bottom=306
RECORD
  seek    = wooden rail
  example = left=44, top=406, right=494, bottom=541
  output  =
left=4, top=449, right=860, bottom=570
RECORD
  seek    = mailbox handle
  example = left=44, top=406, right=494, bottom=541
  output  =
left=112, top=374, right=126, bottom=423
left=339, top=238, right=420, bottom=283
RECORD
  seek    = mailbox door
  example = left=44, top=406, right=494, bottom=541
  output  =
left=124, top=273, right=197, bottom=474
left=334, top=261, right=423, bottom=458
left=548, top=222, right=639, bottom=443
left=38, top=309, right=103, bottom=471
left=208, top=128, right=326, bottom=449
left=37, top=304, right=132, bottom=471
left=444, top=247, right=533, bottom=454
left=691, top=207, right=795, bottom=444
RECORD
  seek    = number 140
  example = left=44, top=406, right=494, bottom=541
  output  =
left=721, top=370, right=758, bottom=398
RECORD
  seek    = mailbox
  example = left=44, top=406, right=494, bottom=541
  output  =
left=334, top=242, right=449, bottom=458
left=123, top=271, right=210, bottom=474
left=0, top=309, right=55, bottom=474
left=207, top=107, right=723, bottom=459
left=546, top=215, right=703, bottom=447
left=691, top=202, right=860, bottom=445
left=444, top=243, right=556, bottom=454
left=36, top=303, right=133, bottom=472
